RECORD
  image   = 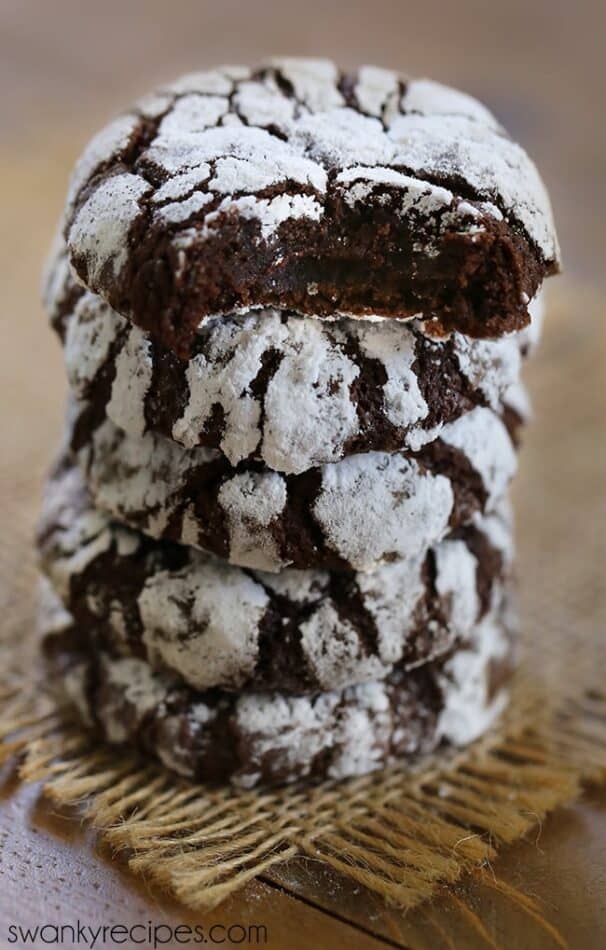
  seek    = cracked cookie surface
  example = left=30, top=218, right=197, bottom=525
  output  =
left=60, top=58, right=559, bottom=356
left=48, top=246, right=539, bottom=474
left=69, top=397, right=518, bottom=572
left=38, top=460, right=512, bottom=694
left=41, top=576, right=513, bottom=788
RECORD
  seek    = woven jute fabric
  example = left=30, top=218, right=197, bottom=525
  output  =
left=1, top=286, right=605, bottom=913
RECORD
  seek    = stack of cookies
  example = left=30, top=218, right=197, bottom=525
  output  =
left=38, top=59, right=559, bottom=788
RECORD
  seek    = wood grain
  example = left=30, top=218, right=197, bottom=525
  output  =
left=1, top=3, right=605, bottom=946
left=0, top=771, right=387, bottom=950
left=2, top=766, right=606, bottom=948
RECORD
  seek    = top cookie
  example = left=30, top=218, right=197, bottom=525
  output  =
left=62, top=58, right=559, bottom=357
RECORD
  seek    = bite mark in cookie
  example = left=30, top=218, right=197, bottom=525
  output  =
left=61, top=59, right=559, bottom=356
left=47, top=246, right=540, bottom=474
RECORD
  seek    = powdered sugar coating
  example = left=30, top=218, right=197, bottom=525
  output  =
left=68, top=173, right=150, bottom=285
left=97, top=654, right=169, bottom=744
left=63, top=295, right=122, bottom=401
left=298, top=603, right=387, bottom=690
left=449, top=294, right=542, bottom=412
left=354, top=65, right=400, bottom=119
left=437, top=609, right=510, bottom=745
left=434, top=541, right=480, bottom=634
left=105, top=324, right=153, bottom=437
left=65, top=114, right=140, bottom=217
left=271, top=57, right=344, bottom=111
left=387, top=111, right=555, bottom=260
left=138, top=562, right=269, bottom=690
left=76, top=414, right=220, bottom=542
left=232, top=684, right=396, bottom=786
left=233, top=77, right=296, bottom=130
left=337, top=164, right=455, bottom=218
left=38, top=461, right=512, bottom=694
left=62, top=58, right=559, bottom=350
left=37, top=463, right=113, bottom=599
left=42, top=596, right=512, bottom=787
left=217, top=470, right=287, bottom=571
left=70, top=394, right=514, bottom=573
left=311, top=451, right=453, bottom=570
left=260, top=318, right=360, bottom=473
left=50, top=259, right=537, bottom=475
left=439, top=407, right=517, bottom=509
left=38, top=576, right=73, bottom=639
left=400, top=79, right=500, bottom=127
left=351, top=318, right=427, bottom=429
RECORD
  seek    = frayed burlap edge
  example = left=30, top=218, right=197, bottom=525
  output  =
left=2, top=662, right=605, bottom=913
left=1, top=285, right=605, bottom=915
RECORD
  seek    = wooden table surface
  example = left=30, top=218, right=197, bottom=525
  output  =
left=1, top=3, right=605, bottom=946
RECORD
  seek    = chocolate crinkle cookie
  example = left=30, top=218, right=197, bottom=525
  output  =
left=60, top=58, right=559, bottom=357
left=69, top=397, right=518, bottom=573
left=46, top=244, right=540, bottom=474
left=37, top=460, right=512, bottom=694
left=37, top=58, right=558, bottom=788
left=40, top=579, right=513, bottom=788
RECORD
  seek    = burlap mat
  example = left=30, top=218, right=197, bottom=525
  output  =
left=1, top=285, right=605, bottom=914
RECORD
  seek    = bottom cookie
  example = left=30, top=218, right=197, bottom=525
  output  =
left=41, top=582, right=514, bottom=789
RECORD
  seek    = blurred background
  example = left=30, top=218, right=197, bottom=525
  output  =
left=2, top=0, right=603, bottom=463
left=2, top=0, right=604, bottom=274
left=1, top=3, right=605, bottom=942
